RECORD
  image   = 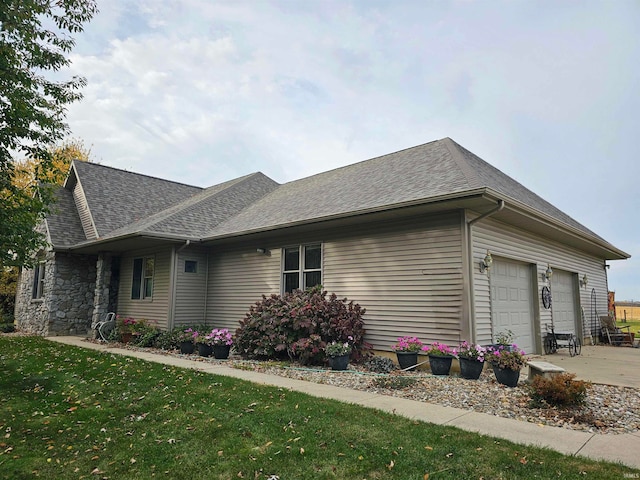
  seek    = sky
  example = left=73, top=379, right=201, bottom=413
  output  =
left=59, top=0, right=639, bottom=300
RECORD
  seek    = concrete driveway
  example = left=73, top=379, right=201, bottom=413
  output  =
left=529, top=344, right=640, bottom=388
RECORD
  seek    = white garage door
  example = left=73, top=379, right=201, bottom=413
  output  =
left=551, top=270, right=577, bottom=334
left=491, top=259, right=534, bottom=353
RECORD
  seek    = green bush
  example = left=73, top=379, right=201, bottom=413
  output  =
left=154, top=330, right=179, bottom=350
left=528, top=373, right=591, bottom=408
left=0, top=323, right=16, bottom=333
left=365, top=356, right=397, bottom=373
left=234, top=286, right=370, bottom=364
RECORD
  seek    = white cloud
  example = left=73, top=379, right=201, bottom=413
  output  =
left=59, top=0, right=640, bottom=297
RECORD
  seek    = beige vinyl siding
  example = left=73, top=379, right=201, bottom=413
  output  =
left=472, top=216, right=608, bottom=351
left=72, top=182, right=97, bottom=239
left=322, top=215, right=464, bottom=350
left=206, top=248, right=281, bottom=330
left=173, top=248, right=208, bottom=327
left=117, top=247, right=172, bottom=329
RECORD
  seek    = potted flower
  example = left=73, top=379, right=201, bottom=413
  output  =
left=422, top=341, right=455, bottom=375
left=194, top=331, right=213, bottom=357
left=206, top=328, right=233, bottom=359
left=325, top=340, right=352, bottom=371
left=116, top=315, right=136, bottom=343
left=177, top=328, right=198, bottom=354
left=457, top=341, right=486, bottom=380
left=490, top=330, right=515, bottom=350
left=486, top=344, right=527, bottom=387
left=391, top=336, right=424, bottom=371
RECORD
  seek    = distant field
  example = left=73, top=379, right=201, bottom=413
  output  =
left=615, top=305, right=640, bottom=322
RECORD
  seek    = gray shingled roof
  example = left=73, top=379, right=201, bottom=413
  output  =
left=71, top=161, right=203, bottom=237
left=46, top=186, right=87, bottom=248
left=102, top=172, right=279, bottom=240
left=62, top=137, right=617, bottom=255
left=205, top=137, right=603, bottom=240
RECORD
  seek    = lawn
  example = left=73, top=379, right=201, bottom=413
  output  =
left=0, top=336, right=637, bottom=479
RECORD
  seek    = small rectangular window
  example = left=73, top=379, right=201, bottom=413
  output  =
left=282, top=244, right=322, bottom=293
left=132, top=256, right=154, bottom=300
left=32, top=262, right=45, bottom=299
left=184, top=260, right=198, bottom=273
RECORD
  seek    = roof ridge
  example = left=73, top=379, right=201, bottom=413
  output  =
left=72, top=160, right=203, bottom=190
left=100, top=172, right=268, bottom=239
left=280, top=138, right=444, bottom=185
left=442, top=137, right=481, bottom=189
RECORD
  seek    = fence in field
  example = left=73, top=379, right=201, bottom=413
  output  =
left=615, top=304, right=640, bottom=322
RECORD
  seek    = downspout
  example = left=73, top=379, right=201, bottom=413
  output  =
left=468, top=200, right=505, bottom=226
left=465, top=200, right=505, bottom=343
left=169, top=240, right=191, bottom=330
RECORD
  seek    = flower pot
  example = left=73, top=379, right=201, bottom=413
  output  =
left=459, top=357, right=484, bottom=380
left=428, top=355, right=453, bottom=375
left=396, top=352, right=418, bottom=371
left=491, top=364, right=520, bottom=387
left=213, top=344, right=231, bottom=359
left=328, top=354, right=350, bottom=371
left=180, top=341, right=194, bottom=354
left=121, top=332, right=132, bottom=343
left=197, top=343, right=213, bottom=357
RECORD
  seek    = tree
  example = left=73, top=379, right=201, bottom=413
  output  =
left=0, top=140, right=92, bottom=320
left=0, top=0, right=98, bottom=268
left=13, top=138, right=92, bottom=189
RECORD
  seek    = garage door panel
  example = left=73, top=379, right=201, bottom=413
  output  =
left=551, top=270, right=577, bottom=334
left=491, top=259, right=534, bottom=353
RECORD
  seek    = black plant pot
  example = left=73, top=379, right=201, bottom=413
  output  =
left=396, top=352, right=418, bottom=371
left=213, top=344, right=231, bottom=359
left=459, top=357, right=484, bottom=380
left=180, top=341, right=194, bottom=354
left=491, top=364, right=520, bottom=387
left=428, top=355, right=453, bottom=375
left=328, top=354, right=350, bottom=371
left=197, top=343, right=212, bottom=357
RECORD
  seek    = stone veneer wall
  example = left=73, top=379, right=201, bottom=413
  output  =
left=15, top=252, right=97, bottom=335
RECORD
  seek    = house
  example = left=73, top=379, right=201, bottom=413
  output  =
left=14, top=138, right=630, bottom=353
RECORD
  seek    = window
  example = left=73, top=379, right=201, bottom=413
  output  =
left=282, top=244, right=322, bottom=293
left=131, top=256, right=154, bottom=299
left=184, top=260, right=198, bottom=273
left=32, top=262, right=46, bottom=299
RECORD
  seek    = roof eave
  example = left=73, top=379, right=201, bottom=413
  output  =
left=59, top=231, right=201, bottom=254
left=482, top=190, right=630, bottom=261
left=202, top=189, right=493, bottom=242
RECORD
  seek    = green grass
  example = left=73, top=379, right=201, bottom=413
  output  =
left=617, top=319, right=640, bottom=335
left=0, top=337, right=637, bottom=479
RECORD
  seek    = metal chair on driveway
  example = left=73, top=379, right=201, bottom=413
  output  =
left=95, top=312, right=116, bottom=341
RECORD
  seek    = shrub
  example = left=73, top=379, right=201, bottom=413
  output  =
left=0, top=323, right=15, bottom=333
left=234, top=286, right=370, bottom=364
left=528, top=373, right=591, bottom=408
left=154, top=330, right=179, bottom=350
left=364, top=356, right=397, bottom=374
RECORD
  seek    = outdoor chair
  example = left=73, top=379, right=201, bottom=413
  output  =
left=95, top=312, right=116, bottom=341
left=599, top=315, right=632, bottom=346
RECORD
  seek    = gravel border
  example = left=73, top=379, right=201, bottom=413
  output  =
left=223, top=359, right=640, bottom=435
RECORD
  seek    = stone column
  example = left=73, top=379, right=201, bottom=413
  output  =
left=92, top=252, right=113, bottom=331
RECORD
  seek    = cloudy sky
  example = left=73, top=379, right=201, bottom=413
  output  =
left=61, top=0, right=638, bottom=300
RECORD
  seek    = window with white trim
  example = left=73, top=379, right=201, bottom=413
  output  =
left=32, top=262, right=46, bottom=299
left=282, top=244, right=322, bottom=293
left=131, top=256, right=154, bottom=300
